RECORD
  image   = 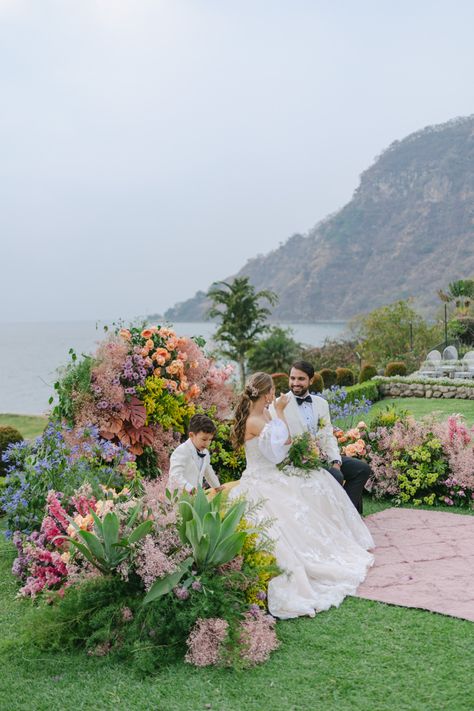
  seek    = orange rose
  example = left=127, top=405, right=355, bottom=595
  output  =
left=177, top=350, right=188, bottom=362
left=154, top=347, right=170, bottom=362
left=145, top=339, right=154, bottom=350
left=166, top=337, right=179, bottom=351
left=166, top=360, right=184, bottom=376
left=185, top=384, right=201, bottom=400
left=119, top=328, right=131, bottom=341
left=179, top=378, right=189, bottom=392
left=357, top=421, right=368, bottom=430
left=141, top=329, right=154, bottom=339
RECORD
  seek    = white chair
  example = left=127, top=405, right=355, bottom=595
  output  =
left=442, top=346, right=458, bottom=361
left=455, top=352, right=474, bottom=379
left=419, top=363, right=442, bottom=378
left=426, top=350, right=442, bottom=362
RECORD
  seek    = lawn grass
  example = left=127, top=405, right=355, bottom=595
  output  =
left=1, top=399, right=473, bottom=709
left=0, top=413, right=47, bottom=439
left=0, top=533, right=473, bottom=711
left=368, top=397, right=474, bottom=426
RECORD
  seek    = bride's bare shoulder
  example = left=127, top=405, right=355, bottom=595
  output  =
left=245, top=414, right=266, bottom=441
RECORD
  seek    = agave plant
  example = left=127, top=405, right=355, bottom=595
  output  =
left=143, top=487, right=247, bottom=604
left=64, top=503, right=153, bottom=575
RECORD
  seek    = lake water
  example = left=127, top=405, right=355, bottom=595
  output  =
left=0, top=320, right=347, bottom=415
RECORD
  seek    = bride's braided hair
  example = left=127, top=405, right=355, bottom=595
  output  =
left=231, top=372, right=273, bottom=448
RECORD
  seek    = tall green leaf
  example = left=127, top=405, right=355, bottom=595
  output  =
left=143, top=557, right=193, bottom=605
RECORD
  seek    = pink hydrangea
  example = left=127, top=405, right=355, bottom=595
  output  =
left=239, top=609, right=279, bottom=665
left=185, top=618, right=229, bottom=667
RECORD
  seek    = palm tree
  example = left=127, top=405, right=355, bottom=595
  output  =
left=207, top=277, right=278, bottom=387
left=437, top=279, right=474, bottom=315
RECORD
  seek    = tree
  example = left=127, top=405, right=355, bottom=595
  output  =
left=438, top=279, right=474, bottom=346
left=438, top=279, right=474, bottom=315
left=349, top=300, right=441, bottom=371
left=247, top=327, right=302, bottom=375
left=207, top=278, right=278, bottom=387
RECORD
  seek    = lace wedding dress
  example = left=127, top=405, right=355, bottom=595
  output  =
left=229, top=419, right=374, bottom=619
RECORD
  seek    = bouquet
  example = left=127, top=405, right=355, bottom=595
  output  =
left=277, top=432, right=325, bottom=478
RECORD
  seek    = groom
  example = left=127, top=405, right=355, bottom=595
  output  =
left=271, top=360, right=371, bottom=514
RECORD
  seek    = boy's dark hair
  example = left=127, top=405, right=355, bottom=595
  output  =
left=188, top=414, right=216, bottom=435
left=290, top=360, right=315, bottom=379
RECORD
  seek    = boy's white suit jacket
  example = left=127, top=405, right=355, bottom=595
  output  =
left=269, top=392, right=341, bottom=464
left=168, top=439, right=220, bottom=492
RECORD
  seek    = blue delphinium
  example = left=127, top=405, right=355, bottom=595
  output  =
left=1, top=421, right=135, bottom=535
left=321, top=385, right=372, bottom=429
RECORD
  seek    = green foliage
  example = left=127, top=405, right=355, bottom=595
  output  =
left=302, top=338, right=359, bottom=372
left=320, top=368, right=337, bottom=388
left=384, top=361, right=408, bottom=377
left=145, top=489, right=248, bottom=604
left=23, top=574, right=141, bottom=654
left=177, top=488, right=247, bottom=571
left=336, top=368, right=354, bottom=386
left=50, top=350, right=93, bottom=425
left=25, top=567, right=246, bottom=673
left=247, top=327, right=302, bottom=375
left=208, top=419, right=246, bottom=483
left=137, top=377, right=194, bottom=433
left=0, top=426, right=23, bottom=477
left=135, top=446, right=161, bottom=479
left=350, top=300, right=442, bottom=371
left=66, top=505, right=153, bottom=575
left=448, top=316, right=474, bottom=345
left=369, top=404, right=409, bottom=430
left=392, top=436, right=448, bottom=505
left=359, top=364, right=377, bottom=383
left=344, top=381, right=381, bottom=406
left=438, top=279, right=474, bottom=315
left=207, top=277, right=278, bottom=386
left=312, top=372, right=324, bottom=393
left=271, top=373, right=289, bottom=396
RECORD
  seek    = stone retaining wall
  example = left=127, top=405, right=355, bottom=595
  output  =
left=378, top=381, right=474, bottom=400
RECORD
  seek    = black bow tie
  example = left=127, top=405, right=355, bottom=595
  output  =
left=196, top=451, right=206, bottom=458
left=296, top=395, right=312, bottom=406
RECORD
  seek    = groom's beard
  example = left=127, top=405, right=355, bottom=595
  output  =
left=290, top=386, right=309, bottom=397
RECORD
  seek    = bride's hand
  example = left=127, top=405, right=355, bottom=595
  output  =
left=274, top=393, right=290, bottom=415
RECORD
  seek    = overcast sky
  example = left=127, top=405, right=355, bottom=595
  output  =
left=1, top=0, right=474, bottom=323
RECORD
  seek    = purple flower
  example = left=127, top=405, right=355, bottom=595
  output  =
left=174, top=586, right=190, bottom=601
left=191, top=580, right=203, bottom=592
left=256, top=590, right=267, bottom=601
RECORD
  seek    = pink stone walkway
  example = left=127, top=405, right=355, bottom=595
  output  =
left=355, top=508, right=474, bottom=622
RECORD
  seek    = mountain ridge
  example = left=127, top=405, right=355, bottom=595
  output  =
left=165, top=115, right=474, bottom=322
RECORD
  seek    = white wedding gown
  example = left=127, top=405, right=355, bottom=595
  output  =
left=229, top=420, right=374, bottom=619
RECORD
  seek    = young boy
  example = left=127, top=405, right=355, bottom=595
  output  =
left=168, top=414, right=220, bottom=493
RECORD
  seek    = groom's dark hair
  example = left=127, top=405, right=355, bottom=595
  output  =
left=290, top=360, right=315, bottom=379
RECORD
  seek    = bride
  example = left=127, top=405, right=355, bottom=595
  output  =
left=229, top=372, right=374, bottom=620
